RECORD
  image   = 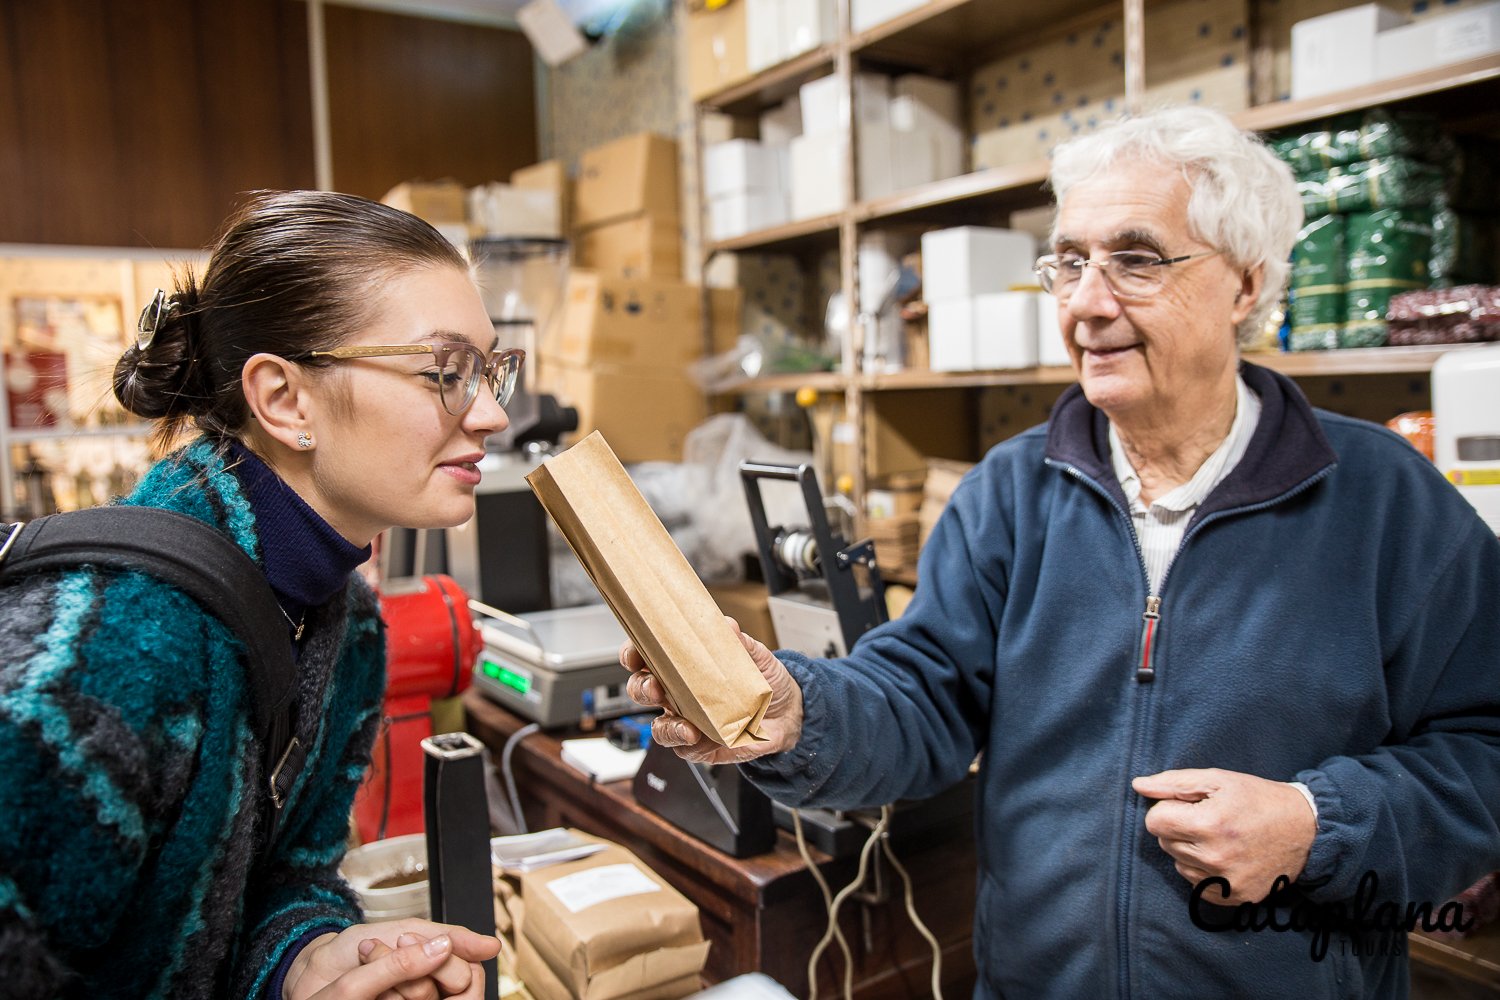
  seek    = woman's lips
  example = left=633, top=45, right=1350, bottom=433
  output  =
left=440, top=460, right=482, bottom=485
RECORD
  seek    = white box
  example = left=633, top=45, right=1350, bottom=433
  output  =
left=704, top=139, right=782, bottom=198
left=892, top=75, right=961, bottom=129
left=927, top=299, right=977, bottom=371
left=858, top=122, right=896, bottom=202
left=1291, top=4, right=1408, bottom=99
left=467, top=184, right=560, bottom=238
left=784, top=0, right=836, bottom=57
left=1375, top=2, right=1500, bottom=79
left=747, top=0, right=783, bottom=72
left=852, top=0, right=926, bottom=33
left=709, top=190, right=789, bottom=241
left=799, top=73, right=891, bottom=135
left=921, top=227, right=1038, bottom=302
left=790, top=131, right=848, bottom=218
left=972, top=293, right=1039, bottom=370
left=760, top=98, right=803, bottom=146
left=1036, top=295, right=1071, bottom=367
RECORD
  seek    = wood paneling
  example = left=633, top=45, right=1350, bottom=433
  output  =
left=324, top=5, right=536, bottom=201
left=0, top=0, right=315, bottom=249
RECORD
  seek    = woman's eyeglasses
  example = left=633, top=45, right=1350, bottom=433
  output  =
left=302, top=343, right=525, bottom=415
left=1033, top=249, right=1220, bottom=301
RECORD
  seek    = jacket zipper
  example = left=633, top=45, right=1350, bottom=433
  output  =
left=1047, top=456, right=1336, bottom=999
left=1136, top=595, right=1161, bottom=682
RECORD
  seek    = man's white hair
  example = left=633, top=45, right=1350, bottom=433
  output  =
left=1048, top=105, right=1303, bottom=347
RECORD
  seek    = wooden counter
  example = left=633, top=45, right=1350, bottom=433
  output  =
left=464, top=689, right=978, bottom=999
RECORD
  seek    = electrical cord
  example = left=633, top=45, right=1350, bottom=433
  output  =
left=881, top=824, right=944, bottom=1000
left=501, top=722, right=540, bottom=835
left=792, top=810, right=854, bottom=997
left=805, top=806, right=891, bottom=1000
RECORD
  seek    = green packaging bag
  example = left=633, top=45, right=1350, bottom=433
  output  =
left=1342, top=209, right=1434, bottom=348
left=1291, top=214, right=1346, bottom=337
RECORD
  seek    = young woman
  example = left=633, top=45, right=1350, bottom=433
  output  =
left=0, top=190, right=516, bottom=999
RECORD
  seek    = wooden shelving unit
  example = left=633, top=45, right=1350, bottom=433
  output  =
left=688, top=0, right=1500, bottom=513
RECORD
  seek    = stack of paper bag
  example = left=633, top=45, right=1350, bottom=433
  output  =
left=515, top=834, right=709, bottom=1000
left=526, top=432, right=771, bottom=748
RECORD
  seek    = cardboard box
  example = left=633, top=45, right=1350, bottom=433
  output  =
left=789, top=131, right=847, bottom=218
left=1375, top=2, right=1500, bottom=80
left=1036, top=295, right=1070, bottom=367
left=518, top=835, right=709, bottom=1000
left=920, top=226, right=1038, bottom=302
left=784, top=0, right=836, bottom=57
left=970, top=292, right=1040, bottom=370
left=527, top=432, right=773, bottom=745
left=575, top=133, right=680, bottom=231
left=468, top=183, right=561, bottom=239
left=745, top=0, right=782, bottom=72
left=863, top=391, right=974, bottom=478
left=704, top=139, right=784, bottom=198
left=513, top=159, right=572, bottom=234
left=575, top=216, right=682, bottom=280
left=380, top=180, right=468, bottom=226
left=552, top=271, right=703, bottom=367
left=686, top=0, right=750, bottom=102
left=1292, top=3, right=1408, bottom=99
left=709, top=190, right=789, bottom=241
left=799, top=72, right=891, bottom=134
left=705, top=582, right=776, bottom=646
left=536, top=364, right=708, bottom=463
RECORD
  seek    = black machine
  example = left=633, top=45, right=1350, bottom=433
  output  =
left=422, top=732, right=499, bottom=1000
left=630, top=744, right=776, bottom=858
left=740, top=461, right=887, bottom=658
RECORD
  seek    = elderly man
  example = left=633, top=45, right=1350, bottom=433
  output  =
left=623, top=106, right=1500, bottom=998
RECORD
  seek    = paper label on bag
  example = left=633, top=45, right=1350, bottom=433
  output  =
left=545, top=863, right=662, bottom=913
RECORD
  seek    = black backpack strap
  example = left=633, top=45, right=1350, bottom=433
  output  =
left=0, top=507, right=306, bottom=854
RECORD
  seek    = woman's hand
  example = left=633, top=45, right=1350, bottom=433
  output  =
left=620, top=616, right=804, bottom=765
left=284, top=920, right=500, bottom=1000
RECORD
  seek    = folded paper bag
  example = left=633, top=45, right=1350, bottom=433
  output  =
left=526, top=431, right=770, bottom=748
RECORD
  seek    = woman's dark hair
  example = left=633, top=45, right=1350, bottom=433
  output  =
left=113, top=189, right=468, bottom=447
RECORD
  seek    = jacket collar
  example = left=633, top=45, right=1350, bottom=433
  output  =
left=1045, top=360, right=1338, bottom=516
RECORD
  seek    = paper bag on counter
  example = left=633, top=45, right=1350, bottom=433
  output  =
left=526, top=431, right=771, bottom=747
left=517, top=934, right=702, bottom=1000
left=518, top=834, right=709, bottom=1000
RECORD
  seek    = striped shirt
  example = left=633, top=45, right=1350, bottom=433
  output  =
left=1108, top=375, right=1262, bottom=595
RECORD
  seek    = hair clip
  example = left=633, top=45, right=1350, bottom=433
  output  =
left=136, top=289, right=176, bottom=350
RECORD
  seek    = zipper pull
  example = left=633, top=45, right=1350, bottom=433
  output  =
left=1137, top=595, right=1161, bottom=683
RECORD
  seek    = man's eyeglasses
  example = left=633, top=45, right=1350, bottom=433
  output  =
left=302, top=343, right=525, bottom=415
left=1033, top=249, right=1220, bottom=301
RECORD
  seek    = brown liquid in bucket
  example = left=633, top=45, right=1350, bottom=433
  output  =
left=370, top=866, right=427, bottom=890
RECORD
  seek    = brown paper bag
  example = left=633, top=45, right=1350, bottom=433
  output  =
left=519, top=836, right=709, bottom=1000
left=526, top=431, right=770, bottom=747
left=517, top=933, right=702, bottom=1000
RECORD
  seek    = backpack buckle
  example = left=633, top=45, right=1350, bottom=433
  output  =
left=0, top=522, right=25, bottom=565
left=268, top=736, right=303, bottom=809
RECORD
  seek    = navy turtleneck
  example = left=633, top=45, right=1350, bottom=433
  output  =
left=226, top=441, right=372, bottom=628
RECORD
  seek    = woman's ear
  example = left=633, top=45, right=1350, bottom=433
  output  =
left=242, top=353, right=313, bottom=452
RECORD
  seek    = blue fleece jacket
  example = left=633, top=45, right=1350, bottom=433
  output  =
left=0, top=438, right=387, bottom=998
left=744, top=362, right=1500, bottom=999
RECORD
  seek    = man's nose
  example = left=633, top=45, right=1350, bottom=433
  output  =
left=1066, top=261, right=1122, bottom=321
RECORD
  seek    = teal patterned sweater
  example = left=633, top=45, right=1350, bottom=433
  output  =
left=0, top=439, right=387, bottom=998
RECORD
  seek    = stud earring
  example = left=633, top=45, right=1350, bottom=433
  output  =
left=297, top=432, right=314, bottom=450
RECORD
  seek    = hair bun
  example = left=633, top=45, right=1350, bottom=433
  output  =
left=112, top=285, right=208, bottom=420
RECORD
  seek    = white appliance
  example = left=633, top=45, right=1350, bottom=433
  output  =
left=1433, top=344, right=1500, bottom=536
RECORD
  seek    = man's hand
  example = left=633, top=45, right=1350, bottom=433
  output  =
left=284, top=920, right=500, bottom=1000
left=620, top=616, right=804, bottom=765
left=1133, top=768, right=1317, bottom=904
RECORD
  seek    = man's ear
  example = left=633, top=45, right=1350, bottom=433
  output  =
left=242, top=353, right=313, bottom=452
left=1231, top=263, right=1265, bottom=326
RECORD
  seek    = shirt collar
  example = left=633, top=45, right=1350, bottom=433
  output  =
left=1110, top=374, right=1262, bottom=514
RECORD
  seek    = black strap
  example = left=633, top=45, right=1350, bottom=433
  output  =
left=0, top=507, right=305, bottom=853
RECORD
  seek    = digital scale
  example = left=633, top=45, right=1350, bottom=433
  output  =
left=470, top=603, right=639, bottom=728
